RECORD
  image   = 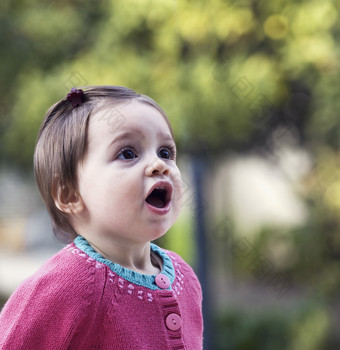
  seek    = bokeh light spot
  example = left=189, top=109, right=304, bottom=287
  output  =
left=264, top=15, right=289, bottom=40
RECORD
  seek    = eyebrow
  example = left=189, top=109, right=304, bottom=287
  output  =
left=157, top=131, right=174, bottom=142
left=107, top=130, right=175, bottom=149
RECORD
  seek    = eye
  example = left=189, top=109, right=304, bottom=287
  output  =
left=117, top=147, right=137, bottom=160
left=158, top=146, right=176, bottom=160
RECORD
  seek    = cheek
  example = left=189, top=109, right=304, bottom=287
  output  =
left=172, top=171, right=184, bottom=209
left=78, top=174, right=114, bottom=209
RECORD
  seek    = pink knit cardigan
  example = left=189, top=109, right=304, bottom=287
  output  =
left=0, top=237, right=203, bottom=349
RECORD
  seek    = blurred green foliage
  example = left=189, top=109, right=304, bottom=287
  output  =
left=2, top=0, right=340, bottom=348
left=2, top=0, right=340, bottom=166
left=215, top=301, right=336, bottom=350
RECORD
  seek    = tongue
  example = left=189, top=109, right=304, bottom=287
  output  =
left=146, top=194, right=165, bottom=208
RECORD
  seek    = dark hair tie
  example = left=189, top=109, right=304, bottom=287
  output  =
left=66, top=87, right=85, bottom=107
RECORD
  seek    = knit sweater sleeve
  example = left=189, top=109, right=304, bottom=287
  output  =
left=0, top=248, right=104, bottom=349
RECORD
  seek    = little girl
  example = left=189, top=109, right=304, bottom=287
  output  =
left=0, top=86, right=203, bottom=349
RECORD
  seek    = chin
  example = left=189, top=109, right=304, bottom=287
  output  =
left=148, top=225, right=170, bottom=242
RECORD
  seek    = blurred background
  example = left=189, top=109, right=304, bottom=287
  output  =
left=1, top=0, right=340, bottom=348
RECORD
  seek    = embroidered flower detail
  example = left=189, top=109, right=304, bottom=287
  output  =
left=128, top=284, right=135, bottom=295
left=118, top=278, right=125, bottom=289
left=95, top=261, right=104, bottom=269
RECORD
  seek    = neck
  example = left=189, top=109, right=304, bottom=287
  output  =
left=85, top=236, right=161, bottom=275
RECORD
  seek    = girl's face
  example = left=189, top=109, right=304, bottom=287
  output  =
left=75, top=100, right=183, bottom=245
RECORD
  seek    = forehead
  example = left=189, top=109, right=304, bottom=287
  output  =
left=89, top=100, right=174, bottom=141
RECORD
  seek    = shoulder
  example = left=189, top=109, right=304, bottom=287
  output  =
left=162, top=248, right=202, bottom=295
left=0, top=243, right=109, bottom=348
left=163, top=248, right=197, bottom=277
left=28, top=244, right=105, bottom=293
left=2, top=243, right=107, bottom=318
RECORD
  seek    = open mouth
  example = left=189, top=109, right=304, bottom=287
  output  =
left=145, top=183, right=172, bottom=209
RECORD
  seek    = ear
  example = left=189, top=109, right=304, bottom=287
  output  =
left=52, top=181, right=85, bottom=215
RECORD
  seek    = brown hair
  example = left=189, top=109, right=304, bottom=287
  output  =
left=34, top=85, right=174, bottom=242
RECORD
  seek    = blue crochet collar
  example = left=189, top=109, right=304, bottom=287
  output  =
left=74, top=236, right=175, bottom=290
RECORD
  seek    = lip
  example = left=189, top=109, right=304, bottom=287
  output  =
left=145, top=181, right=173, bottom=215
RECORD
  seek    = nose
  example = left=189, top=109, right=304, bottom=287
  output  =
left=145, top=157, right=170, bottom=177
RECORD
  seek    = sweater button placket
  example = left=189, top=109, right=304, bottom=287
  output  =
left=157, top=288, right=185, bottom=349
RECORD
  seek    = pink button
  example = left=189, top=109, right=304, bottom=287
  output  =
left=165, top=313, right=182, bottom=331
left=155, top=273, right=170, bottom=289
